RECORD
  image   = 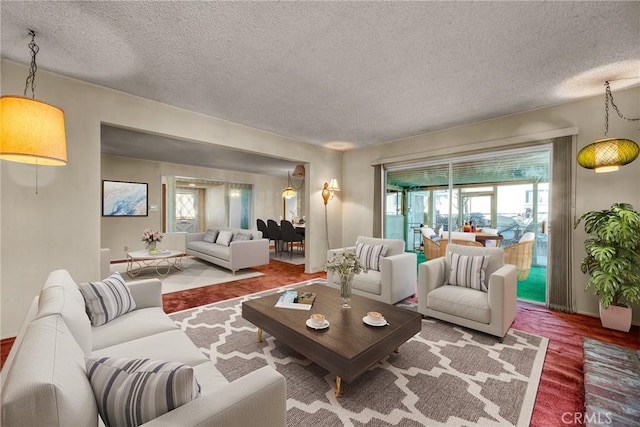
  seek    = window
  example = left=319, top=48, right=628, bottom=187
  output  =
left=176, top=190, right=196, bottom=220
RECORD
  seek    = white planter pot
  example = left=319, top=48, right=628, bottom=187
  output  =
left=598, top=302, right=632, bottom=332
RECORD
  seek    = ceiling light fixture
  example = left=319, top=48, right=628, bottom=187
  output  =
left=577, top=81, right=639, bottom=173
left=282, top=164, right=305, bottom=199
left=1, top=30, right=67, bottom=167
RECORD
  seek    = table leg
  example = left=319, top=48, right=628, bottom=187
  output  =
left=257, top=328, right=263, bottom=343
left=126, top=255, right=134, bottom=278
left=127, top=256, right=144, bottom=279
left=174, top=255, right=184, bottom=271
left=335, top=376, right=343, bottom=397
left=394, top=347, right=399, bottom=354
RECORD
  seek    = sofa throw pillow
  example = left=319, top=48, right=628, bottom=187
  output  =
left=232, top=231, right=253, bottom=241
left=203, top=229, right=218, bottom=243
left=355, top=242, right=388, bottom=271
left=448, top=253, right=490, bottom=292
left=78, top=272, right=136, bottom=326
left=86, top=357, right=201, bottom=427
left=215, top=230, right=234, bottom=246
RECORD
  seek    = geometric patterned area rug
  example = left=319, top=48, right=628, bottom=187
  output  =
left=169, top=280, right=548, bottom=427
left=110, top=256, right=264, bottom=294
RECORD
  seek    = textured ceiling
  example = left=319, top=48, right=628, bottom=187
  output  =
left=1, top=1, right=639, bottom=174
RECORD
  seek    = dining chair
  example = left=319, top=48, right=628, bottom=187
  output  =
left=256, top=219, right=269, bottom=240
left=280, top=220, right=304, bottom=259
left=266, top=219, right=283, bottom=254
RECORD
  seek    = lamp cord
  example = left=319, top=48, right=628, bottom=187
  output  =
left=288, top=171, right=304, bottom=191
left=23, top=29, right=39, bottom=99
left=604, top=81, right=640, bottom=136
left=325, top=204, right=330, bottom=251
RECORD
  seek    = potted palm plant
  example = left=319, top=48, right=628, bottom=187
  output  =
left=574, top=202, right=640, bottom=331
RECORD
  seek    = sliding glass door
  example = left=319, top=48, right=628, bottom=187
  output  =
left=384, top=146, right=550, bottom=304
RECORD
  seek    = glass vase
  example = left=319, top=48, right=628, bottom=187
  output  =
left=147, top=241, right=157, bottom=253
left=339, top=273, right=354, bottom=308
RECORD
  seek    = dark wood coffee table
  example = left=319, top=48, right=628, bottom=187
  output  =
left=242, top=283, right=422, bottom=396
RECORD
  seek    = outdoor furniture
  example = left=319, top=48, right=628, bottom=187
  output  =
left=443, top=231, right=477, bottom=241
left=503, top=232, right=536, bottom=280
left=418, top=243, right=517, bottom=339
left=423, top=236, right=442, bottom=260
left=439, top=239, right=483, bottom=257
left=420, top=227, right=441, bottom=260
left=474, top=231, right=503, bottom=247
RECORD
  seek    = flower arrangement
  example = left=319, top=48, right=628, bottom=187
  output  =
left=326, top=249, right=367, bottom=308
left=141, top=229, right=163, bottom=245
left=326, top=249, right=366, bottom=276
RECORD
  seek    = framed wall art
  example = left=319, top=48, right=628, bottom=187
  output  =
left=102, top=180, right=148, bottom=217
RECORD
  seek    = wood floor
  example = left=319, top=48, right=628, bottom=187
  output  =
left=2, top=259, right=639, bottom=426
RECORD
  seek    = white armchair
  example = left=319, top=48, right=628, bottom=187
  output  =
left=417, top=243, right=517, bottom=338
left=327, top=236, right=417, bottom=304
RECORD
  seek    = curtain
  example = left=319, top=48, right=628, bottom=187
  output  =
left=373, top=165, right=382, bottom=237
left=165, top=175, right=176, bottom=232
left=227, top=183, right=253, bottom=229
left=547, top=136, right=574, bottom=312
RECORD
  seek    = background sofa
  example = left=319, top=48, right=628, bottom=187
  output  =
left=0, top=269, right=286, bottom=426
left=186, top=228, right=269, bottom=274
left=327, top=236, right=417, bottom=304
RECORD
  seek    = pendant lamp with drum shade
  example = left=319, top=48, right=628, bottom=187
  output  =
left=282, top=164, right=305, bottom=199
left=1, top=30, right=67, bottom=191
left=577, top=81, right=639, bottom=173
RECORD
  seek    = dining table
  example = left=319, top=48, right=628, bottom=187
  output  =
left=474, top=231, right=503, bottom=247
left=293, top=222, right=305, bottom=236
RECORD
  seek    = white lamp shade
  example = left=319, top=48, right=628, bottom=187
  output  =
left=1, top=96, right=67, bottom=165
left=327, top=178, right=340, bottom=192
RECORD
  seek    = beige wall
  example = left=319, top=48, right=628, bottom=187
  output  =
left=341, top=85, right=640, bottom=324
left=101, top=154, right=287, bottom=260
left=2, top=56, right=638, bottom=337
left=1, top=60, right=342, bottom=338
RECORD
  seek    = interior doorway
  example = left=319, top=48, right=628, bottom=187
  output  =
left=163, top=175, right=253, bottom=232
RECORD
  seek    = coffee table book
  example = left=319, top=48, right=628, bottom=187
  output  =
left=274, top=290, right=316, bottom=310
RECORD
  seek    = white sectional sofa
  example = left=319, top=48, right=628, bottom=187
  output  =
left=0, top=269, right=286, bottom=426
left=186, top=228, right=269, bottom=274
